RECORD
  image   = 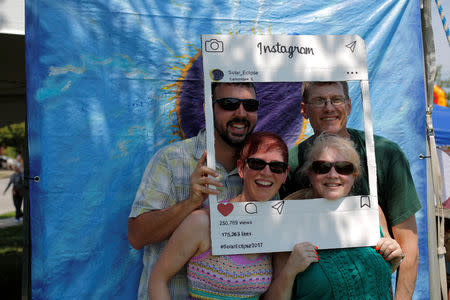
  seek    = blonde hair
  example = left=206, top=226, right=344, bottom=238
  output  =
left=301, top=133, right=360, bottom=177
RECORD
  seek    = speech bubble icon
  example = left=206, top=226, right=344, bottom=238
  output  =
left=245, top=203, right=257, bottom=214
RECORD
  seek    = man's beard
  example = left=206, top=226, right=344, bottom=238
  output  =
left=215, top=118, right=253, bottom=148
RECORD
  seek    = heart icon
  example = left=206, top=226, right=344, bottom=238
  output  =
left=217, top=203, right=234, bottom=216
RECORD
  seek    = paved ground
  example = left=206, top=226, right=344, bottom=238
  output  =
left=0, top=216, right=22, bottom=228
left=0, top=177, right=18, bottom=214
left=0, top=175, right=24, bottom=228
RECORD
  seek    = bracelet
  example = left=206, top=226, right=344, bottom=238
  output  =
left=391, top=253, right=405, bottom=267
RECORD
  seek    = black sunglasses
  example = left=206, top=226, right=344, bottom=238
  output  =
left=310, top=161, right=355, bottom=175
left=213, top=97, right=259, bottom=112
left=245, top=158, right=288, bottom=174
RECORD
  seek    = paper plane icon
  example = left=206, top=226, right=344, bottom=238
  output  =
left=346, top=41, right=356, bottom=53
left=272, top=201, right=285, bottom=215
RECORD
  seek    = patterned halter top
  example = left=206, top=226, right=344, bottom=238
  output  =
left=187, top=249, right=272, bottom=299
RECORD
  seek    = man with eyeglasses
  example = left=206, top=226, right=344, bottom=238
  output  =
left=282, top=81, right=421, bottom=299
left=128, top=82, right=258, bottom=299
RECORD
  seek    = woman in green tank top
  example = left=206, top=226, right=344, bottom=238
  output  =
left=263, top=134, right=404, bottom=300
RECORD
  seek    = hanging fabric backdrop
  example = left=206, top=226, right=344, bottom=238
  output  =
left=26, top=0, right=428, bottom=298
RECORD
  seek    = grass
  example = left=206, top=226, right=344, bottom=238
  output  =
left=0, top=224, right=23, bottom=299
left=0, top=211, right=15, bottom=219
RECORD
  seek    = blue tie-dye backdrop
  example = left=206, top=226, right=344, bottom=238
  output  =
left=26, top=0, right=428, bottom=298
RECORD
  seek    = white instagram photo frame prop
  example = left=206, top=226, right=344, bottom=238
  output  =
left=201, top=34, right=379, bottom=255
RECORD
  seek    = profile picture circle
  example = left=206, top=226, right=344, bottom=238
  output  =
left=209, top=69, right=224, bottom=81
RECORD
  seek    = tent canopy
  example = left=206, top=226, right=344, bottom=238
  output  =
left=433, top=104, right=450, bottom=146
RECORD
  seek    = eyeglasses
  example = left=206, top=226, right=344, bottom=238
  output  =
left=245, top=158, right=288, bottom=174
left=213, top=97, right=259, bottom=112
left=306, top=97, right=346, bottom=108
left=310, top=161, right=355, bottom=175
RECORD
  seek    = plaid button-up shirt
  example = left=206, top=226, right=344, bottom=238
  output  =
left=129, top=129, right=243, bottom=299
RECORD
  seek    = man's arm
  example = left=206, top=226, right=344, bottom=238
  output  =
left=129, top=199, right=202, bottom=249
left=128, top=151, right=222, bottom=249
left=392, top=215, right=418, bottom=299
left=3, top=176, right=12, bottom=194
left=371, top=136, right=421, bottom=298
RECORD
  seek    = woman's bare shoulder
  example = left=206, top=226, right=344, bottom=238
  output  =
left=184, top=208, right=210, bottom=228
left=178, top=208, right=211, bottom=252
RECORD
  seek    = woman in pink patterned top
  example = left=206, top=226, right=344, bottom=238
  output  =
left=148, top=132, right=289, bottom=299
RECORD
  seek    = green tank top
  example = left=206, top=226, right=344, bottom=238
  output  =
left=292, top=247, right=391, bottom=299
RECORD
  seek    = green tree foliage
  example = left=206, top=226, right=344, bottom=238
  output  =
left=3, top=147, right=17, bottom=158
left=0, top=122, right=25, bottom=157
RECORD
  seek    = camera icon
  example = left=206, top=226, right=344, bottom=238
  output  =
left=205, top=39, right=224, bottom=52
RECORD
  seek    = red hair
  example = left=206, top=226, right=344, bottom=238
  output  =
left=239, top=132, right=288, bottom=163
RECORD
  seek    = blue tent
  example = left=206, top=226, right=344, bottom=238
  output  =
left=434, top=104, right=450, bottom=147
left=26, top=0, right=434, bottom=298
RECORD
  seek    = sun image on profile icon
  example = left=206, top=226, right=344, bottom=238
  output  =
left=162, top=31, right=311, bottom=146
left=210, top=69, right=224, bottom=81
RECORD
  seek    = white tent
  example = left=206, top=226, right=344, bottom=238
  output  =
left=0, top=0, right=24, bottom=35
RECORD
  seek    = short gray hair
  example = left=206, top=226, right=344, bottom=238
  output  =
left=301, top=81, right=349, bottom=103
